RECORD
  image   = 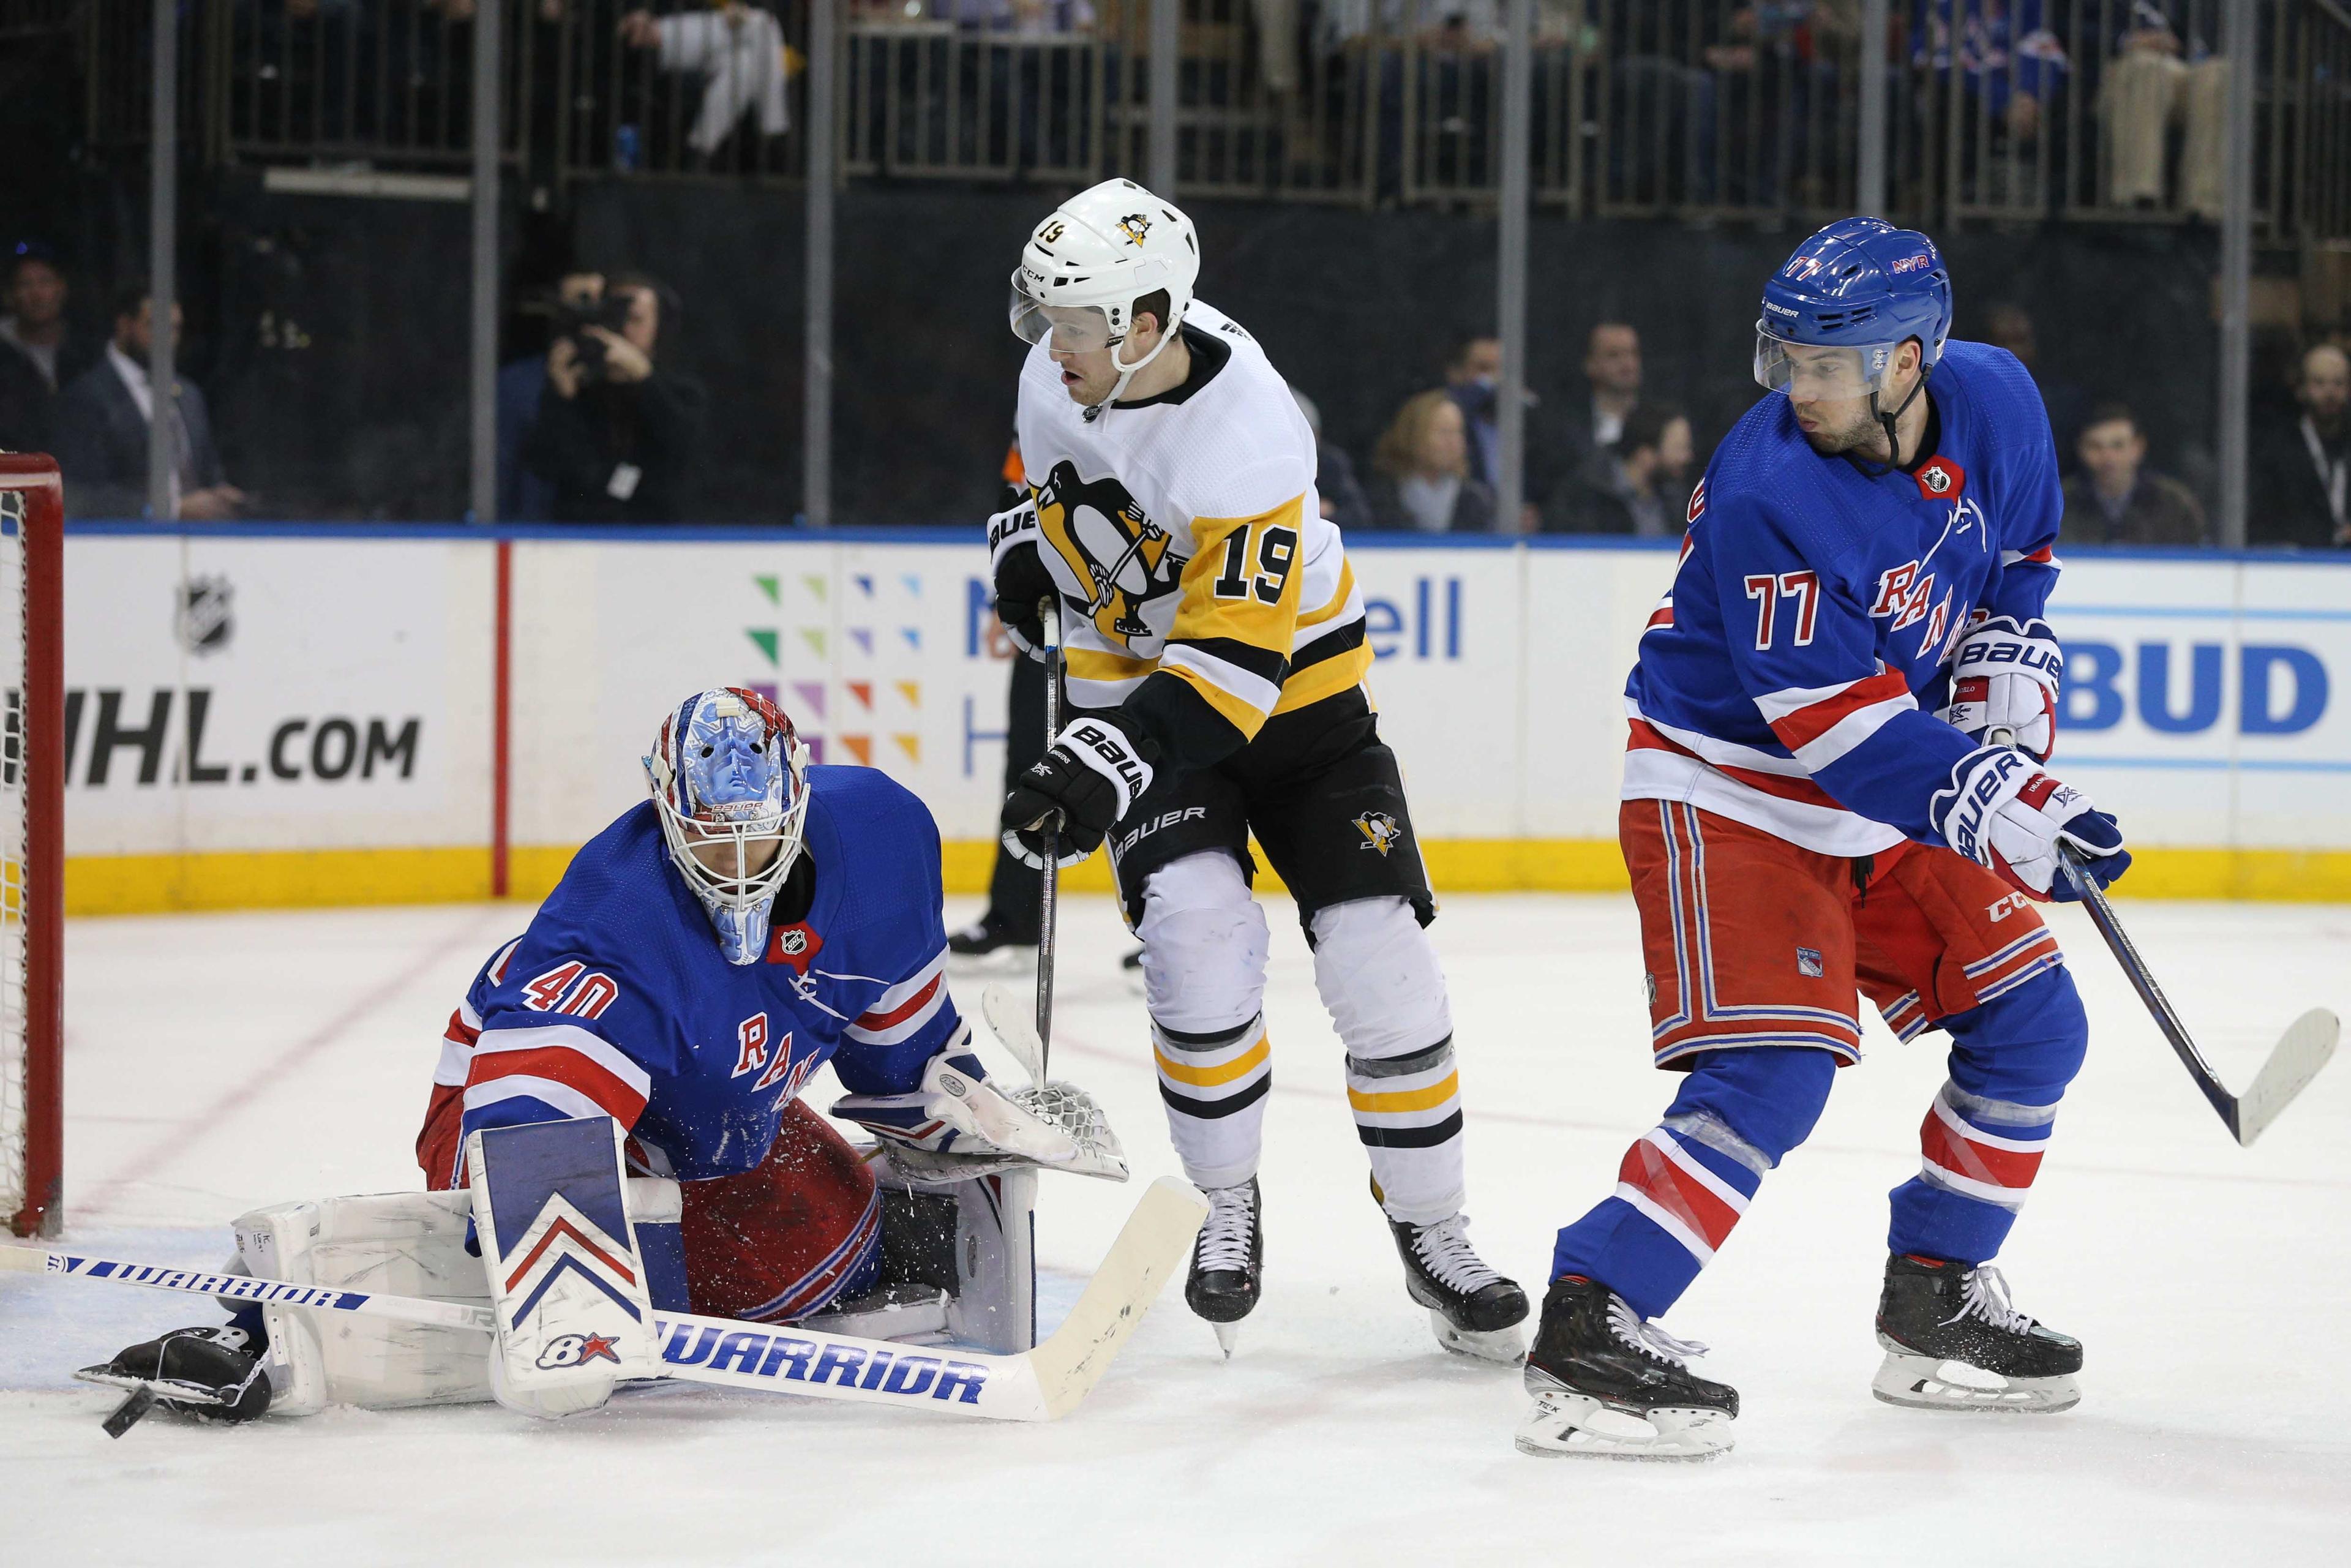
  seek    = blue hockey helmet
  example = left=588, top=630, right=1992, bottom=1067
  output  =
left=644, top=688, right=812, bottom=966
left=1755, top=217, right=1952, bottom=403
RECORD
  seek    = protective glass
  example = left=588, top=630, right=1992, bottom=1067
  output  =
left=1753, top=324, right=1889, bottom=400
left=1009, top=274, right=1117, bottom=353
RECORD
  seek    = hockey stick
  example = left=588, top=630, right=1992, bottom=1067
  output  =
left=1036, top=595, right=1063, bottom=1076
left=1, top=1176, right=1205, bottom=1423
left=2057, top=845, right=2338, bottom=1147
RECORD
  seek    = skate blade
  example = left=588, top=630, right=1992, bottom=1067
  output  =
left=1870, top=1350, right=2080, bottom=1414
left=1429, top=1310, right=1525, bottom=1367
left=1513, top=1390, right=1732, bottom=1461
left=1212, top=1321, right=1240, bottom=1359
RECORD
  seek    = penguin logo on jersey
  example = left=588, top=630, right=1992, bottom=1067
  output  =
left=1354, top=812, right=1403, bottom=856
left=1035, top=460, right=1181, bottom=643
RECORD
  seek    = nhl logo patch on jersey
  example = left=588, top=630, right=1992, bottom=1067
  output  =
left=1354, top=812, right=1402, bottom=856
left=1796, top=946, right=1825, bottom=978
left=767, top=922, right=823, bottom=972
left=1914, top=458, right=1965, bottom=500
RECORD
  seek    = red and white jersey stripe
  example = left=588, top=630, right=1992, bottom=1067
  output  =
left=463, top=1021, right=654, bottom=1128
left=841, top=948, right=950, bottom=1048
left=1625, top=703, right=1904, bottom=860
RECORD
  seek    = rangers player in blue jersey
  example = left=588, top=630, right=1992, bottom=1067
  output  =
left=87, top=688, right=1119, bottom=1425
left=1515, top=220, right=2132, bottom=1461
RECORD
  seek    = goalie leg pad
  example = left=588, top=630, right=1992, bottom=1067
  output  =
left=469, top=1117, right=662, bottom=1419
left=232, top=1177, right=682, bottom=1414
left=872, top=1154, right=1038, bottom=1353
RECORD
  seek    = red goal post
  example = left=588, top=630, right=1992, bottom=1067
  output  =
left=1, top=454, right=64, bottom=1238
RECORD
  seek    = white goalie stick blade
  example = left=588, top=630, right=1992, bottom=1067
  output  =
left=2236, top=1008, right=2340, bottom=1148
left=981, top=982, right=1130, bottom=1181
left=2, top=1177, right=1207, bottom=1424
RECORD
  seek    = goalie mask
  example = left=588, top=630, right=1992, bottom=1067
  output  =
left=644, top=688, right=812, bottom=966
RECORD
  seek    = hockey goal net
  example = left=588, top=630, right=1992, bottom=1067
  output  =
left=0, top=455, right=63, bottom=1238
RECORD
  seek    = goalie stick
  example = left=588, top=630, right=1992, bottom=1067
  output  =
left=1, top=1176, right=1206, bottom=1423
left=1982, top=726, right=2340, bottom=1145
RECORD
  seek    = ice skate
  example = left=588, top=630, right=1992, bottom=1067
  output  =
left=1871, top=1253, right=2082, bottom=1414
left=1381, top=1195, right=1528, bottom=1364
left=1185, top=1177, right=1261, bottom=1356
left=1515, top=1276, right=1737, bottom=1460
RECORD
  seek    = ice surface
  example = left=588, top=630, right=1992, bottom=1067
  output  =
left=5, top=894, right=2347, bottom=1564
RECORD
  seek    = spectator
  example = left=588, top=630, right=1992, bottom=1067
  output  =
left=1543, top=401, right=1694, bottom=537
left=497, top=269, right=605, bottom=520
left=1558, top=321, right=1644, bottom=470
left=2099, top=2, right=2227, bottom=220
left=1366, top=388, right=1495, bottom=533
left=2251, top=344, right=2349, bottom=548
left=1, top=245, right=94, bottom=396
left=1911, top=0, right=2069, bottom=149
left=1442, top=332, right=1548, bottom=522
left=50, top=283, right=246, bottom=520
left=619, top=4, right=790, bottom=160
left=523, top=271, right=707, bottom=523
left=1982, top=302, right=2089, bottom=475
left=2058, top=403, right=2207, bottom=546
left=1290, top=384, right=1371, bottom=533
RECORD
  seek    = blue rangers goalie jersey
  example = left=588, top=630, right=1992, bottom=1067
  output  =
left=424, top=765, right=970, bottom=1186
left=1624, top=339, right=2063, bottom=857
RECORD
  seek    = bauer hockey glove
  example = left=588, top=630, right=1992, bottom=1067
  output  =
left=988, top=498, right=1055, bottom=659
left=1932, top=746, right=2130, bottom=902
left=1001, top=715, right=1155, bottom=868
left=1939, top=615, right=2063, bottom=762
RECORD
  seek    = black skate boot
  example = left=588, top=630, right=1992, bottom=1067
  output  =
left=1380, top=1187, right=1528, bottom=1364
left=1872, top=1253, right=2082, bottom=1413
left=1185, top=1177, right=1262, bottom=1357
left=1515, top=1276, right=1738, bottom=1460
left=945, top=911, right=1035, bottom=970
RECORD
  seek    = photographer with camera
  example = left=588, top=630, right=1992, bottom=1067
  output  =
left=522, top=271, right=707, bottom=522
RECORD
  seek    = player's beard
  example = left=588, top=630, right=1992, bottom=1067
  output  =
left=1796, top=400, right=1883, bottom=459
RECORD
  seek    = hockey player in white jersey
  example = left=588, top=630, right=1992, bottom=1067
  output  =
left=987, top=178, right=1527, bottom=1359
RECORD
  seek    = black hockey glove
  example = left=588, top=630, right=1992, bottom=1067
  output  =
left=75, top=1325, right=271, bottom=1437
left=988, top=498, right=1057, bottom=659
left=1001, top=716, right=1157, bottom=869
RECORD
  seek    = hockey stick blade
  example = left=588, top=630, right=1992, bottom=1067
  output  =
left=0, top=1176, right=1204, bottom=1422
left=981, top=982, right=1048, bottom=1087
left=2234, top=1008, right=2340, bottom=1148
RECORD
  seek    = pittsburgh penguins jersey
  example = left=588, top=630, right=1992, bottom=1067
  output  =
left=1012, top=298, right=1373, bottom=769
left=420, top=767, right=974, bottom=1187
left=1623, top=339, right=2063, bottom=856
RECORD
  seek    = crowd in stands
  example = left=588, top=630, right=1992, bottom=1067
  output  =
left=5, top=238, right=2344, bottom=546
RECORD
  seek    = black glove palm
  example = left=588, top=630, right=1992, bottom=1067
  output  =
left=989, top=501, right=1057, bottom=658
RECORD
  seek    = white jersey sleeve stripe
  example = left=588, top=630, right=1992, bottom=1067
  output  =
left=472, top=1021, right=655, bottom=1102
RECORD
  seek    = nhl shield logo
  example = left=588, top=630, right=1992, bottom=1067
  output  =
left=1914, top=459, right=1965, bottom=500
left=777, top=928, right=808, bottom=957
left=176, top=576, right=234, bottom=656
left=1353, top=812, right=1402, bottom=856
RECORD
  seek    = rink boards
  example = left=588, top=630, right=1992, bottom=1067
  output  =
left=58, top=526, right=2351, bottom=912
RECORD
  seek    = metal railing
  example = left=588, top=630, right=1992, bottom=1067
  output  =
left=62, top=0, right=2351, bottom=239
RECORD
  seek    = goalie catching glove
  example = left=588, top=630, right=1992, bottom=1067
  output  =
left=1000, top=715, right=1155, bottom=868
left=835, top=1041, right=1127, bottom=1181
left=1932, top=746, right=2130, bottom=902
left=1938, top=614, right=2063, bottom=761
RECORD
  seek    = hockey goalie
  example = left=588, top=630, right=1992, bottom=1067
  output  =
left=81, top=687, right=1126, bottom=1428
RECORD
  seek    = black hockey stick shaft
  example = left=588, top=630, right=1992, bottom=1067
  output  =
left=1036, top=596, right=1062, bottom=1077
left=2058, top=844, right=2242, bottom=1139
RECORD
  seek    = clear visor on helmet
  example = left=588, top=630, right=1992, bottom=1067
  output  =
left=1753, top=323, right=1892, bottom=401
left=1009, top=274, right=1119, bottom=354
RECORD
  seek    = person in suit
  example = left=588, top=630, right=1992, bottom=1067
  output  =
left=2250, top=344, right=2349, bottom=548
left=1554, top=321, right=1646, bottom=473
left=1366, top=388, right=1496, bottom=533
left=49, top=282, right=246, bottom=520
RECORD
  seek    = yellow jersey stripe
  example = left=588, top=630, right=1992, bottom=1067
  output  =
left=1271, top=640, right=1373, bottom=715
left=1163, top=662, right=1271, bottom=740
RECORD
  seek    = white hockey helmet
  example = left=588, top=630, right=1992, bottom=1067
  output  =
left=1010, top=178, right=1200, bottom=414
